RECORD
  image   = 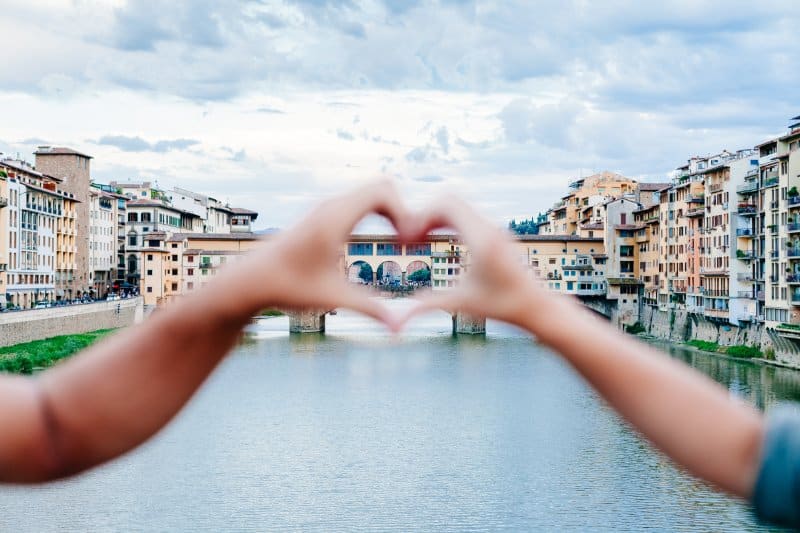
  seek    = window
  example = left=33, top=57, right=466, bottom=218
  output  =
left=147, top=254, right=153, bottom=261
left=171, top=283, right=178, bottom=291
left=406, top=243, right=431, bottom=256
left=171, top=243, right=178, bottom=248
left=146, top=287, right=152, bottom=293
left=376, top=243, right=401, bottom=255
left=128, top=213, right=138, bottom=222
left=187, top=268, right=194, bottom=275
left=172, top=269, right=178, bottom=275
left=148, top=240, right=160, bottom=247
left=348, top=243, right=374, bottom=255
left=146, top=269, right=153, bottom=276
left=187, top=256, right=194, bottom=262
left=128, top=234, right=137, bottom=246
left=172, top=254, right=178, bottom=261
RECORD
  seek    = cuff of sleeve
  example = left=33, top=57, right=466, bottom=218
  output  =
left=752, top=404, right=800, bottom=527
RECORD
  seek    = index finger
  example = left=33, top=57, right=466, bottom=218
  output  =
left=318, top=179, right=415, bottom=239
left=408, top=195, right=506, bottom=249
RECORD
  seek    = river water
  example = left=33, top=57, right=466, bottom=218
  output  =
left=0, top=300, right=796, bottom=532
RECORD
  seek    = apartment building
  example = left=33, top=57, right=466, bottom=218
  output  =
left=0, top=170, right=8, bottom=304
left=541, top=171, right=638, bottom=235
left=0, top=159, right=73, bottom=307
left=515, top=236, right=607, bottom=298
left=139, top=232, right=261, bottom=306
left=633, top=201, right=662, bottom=306
left=33, top=147, right=92, bottom=298
left=88, top=187, right=122, bottom=298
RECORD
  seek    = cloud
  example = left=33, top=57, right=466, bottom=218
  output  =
left=414, top=175, right=444, bottom=183
left=336, top=129, right=355, bottom=141
left=93, top=135, right=200, bottom=153
left=434, top=126, right=449, bottom=154
left=255, top=107, right=285, bottom=114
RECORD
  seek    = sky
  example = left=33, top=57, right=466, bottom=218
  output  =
left=0, top=0, right=799, bottom=231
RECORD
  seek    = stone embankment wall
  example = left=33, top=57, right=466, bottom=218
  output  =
left=638, top=304, right=800, bottom=369
left=0, top=298, right=144, bottom=347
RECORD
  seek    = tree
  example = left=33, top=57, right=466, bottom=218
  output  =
left=408, top=268, right=430, bottom=282
left=508, top=214, right=545, bottom=235
left=358, top=263, right=372, bottom=283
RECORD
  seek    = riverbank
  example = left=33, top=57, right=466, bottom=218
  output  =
left=0, top=329, right=115, bottom=374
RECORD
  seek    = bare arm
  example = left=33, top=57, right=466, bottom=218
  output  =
left=0, top=182, right=409, bottom=483
left=405, top=196, right=765, bottom=499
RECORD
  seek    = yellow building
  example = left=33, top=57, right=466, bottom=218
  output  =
left=543, top=171, right=639, bottom=236
left=139, top=232, right=262, bottom=306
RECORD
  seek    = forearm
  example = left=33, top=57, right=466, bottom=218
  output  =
left=32, top=269, right=259, bottom=480
left=524, top=290, right=764, bottom=498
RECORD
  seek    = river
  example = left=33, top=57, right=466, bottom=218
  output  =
left=0, top=299, right=795, bottom=531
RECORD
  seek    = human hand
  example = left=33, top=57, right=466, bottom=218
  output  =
left=215, top=180, right=414, bottom=331
left=398, top=195, right=570, bottom=332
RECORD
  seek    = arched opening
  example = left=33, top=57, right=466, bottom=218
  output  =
left=376, top=261, right=402, bottom=286
left=347, top=261, right=374, bottom=284
left=406, top=260, right=431, bottom=287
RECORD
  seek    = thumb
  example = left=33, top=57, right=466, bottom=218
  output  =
left=335, top=284, right=401, bottom=333
left=396, top=290, right=472, bottom=331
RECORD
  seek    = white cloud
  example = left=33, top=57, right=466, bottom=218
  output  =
left=0, top=1, right=798, bottom=229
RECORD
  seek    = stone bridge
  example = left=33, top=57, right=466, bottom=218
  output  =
left=577, top=295, right=616, bottom=320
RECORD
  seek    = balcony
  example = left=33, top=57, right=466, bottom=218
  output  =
left=704, top=289, right=729, bottom=298
left=788, top=275, right=800, bottom=284
left=704, top=308, right=729, bottom=318
left=789, top=223, right=800, bottom=233
left=736, top=290, right=753, bottom=298
left=736, top=181, right=759, bottom=194
left=757, top=290, right=765, bottom=301
left=737, top=204, right=757, bottom=216
left=0, top=196, right=7, bottom=207
left=763, top=176, right=779, bottom=188
left=736, top=228, right=753, bottom=237
left=776, top=323, right=800, bottom=339
left=792, top=293, right=800, bottom=306
left=737, top=272, right=754, bottom=282
left=708, top=183, right=723, bottom=193
left=789, top=196, right=800, bottom=207
left=687, top=194, right=704, bottom=203
left=686, top=207, right=704, bottom=217
left=789, top=248, right=800, bottom=259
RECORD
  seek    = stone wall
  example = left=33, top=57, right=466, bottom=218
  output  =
left=642, top=305, right=764, bottom=349
left=0, top=298, right=143, bottom=347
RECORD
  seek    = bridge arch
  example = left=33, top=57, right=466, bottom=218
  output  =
left=347, top=260, right=374, bottom=284
left=406, top=260, right=431, bottom=285
left=376, top=260, right=402, bottom=285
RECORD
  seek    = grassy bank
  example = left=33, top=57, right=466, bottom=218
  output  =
left=259, top=309, right=284, bottom=317
left=685, top=339, right=762, bottom=359
left=0, top=329, right=116, bottom=374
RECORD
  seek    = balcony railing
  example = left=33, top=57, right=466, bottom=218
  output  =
left=790, top=196, right=800, bottom=207
left=788, top=275, right=800, bottom=284
left=736, top=291, right=753, bottom=298
left=763, top=176, right=779, bottom=188
left=737, top=204, right=757, bottom=215
left=736, top=182, right=759, bottom=194
left=737, top=272, right=754, bottom=281
left=788, top=223, right=800, bottom=233
left=789, top=249, right=800, bottom=258
left=736, top=228, right=753, bottom=237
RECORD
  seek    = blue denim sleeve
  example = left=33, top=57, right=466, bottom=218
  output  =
left=752, top=404, right=800, bottom=528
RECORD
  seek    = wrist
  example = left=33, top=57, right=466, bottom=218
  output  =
left=518, top=285, right=580, bottom=345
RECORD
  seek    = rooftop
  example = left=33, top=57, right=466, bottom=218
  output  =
left=34, top=146, right=93, bottom=159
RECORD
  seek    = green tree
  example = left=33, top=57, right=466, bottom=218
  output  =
left=408, top=268, right=430, bottom=282
left=358, top=263, right=372, bottom=283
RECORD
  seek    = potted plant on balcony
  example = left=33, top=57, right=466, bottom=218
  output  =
left=790, top=186, right=799, bottom=198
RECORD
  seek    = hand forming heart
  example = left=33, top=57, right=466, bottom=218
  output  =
left=218, top=179, right=566, bottom=335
